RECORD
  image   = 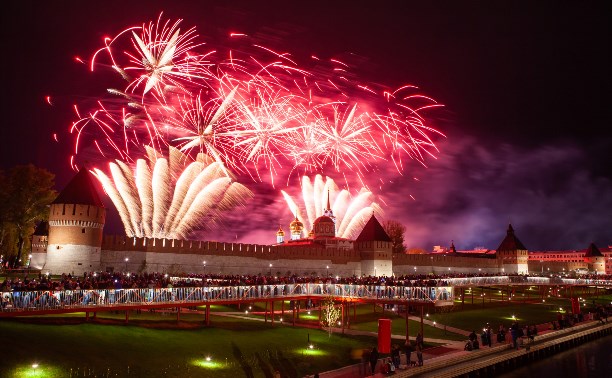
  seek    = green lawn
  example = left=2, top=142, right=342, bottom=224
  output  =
left=0, top=317, right=376, bottom=378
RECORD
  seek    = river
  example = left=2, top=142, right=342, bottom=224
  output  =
left=497, top=335, right=612, bottom=378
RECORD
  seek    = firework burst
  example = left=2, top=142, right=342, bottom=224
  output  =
left=70, top=15, right=444, bottom=186
left=93, top=147, right=251, bottom=239
left=281, top=174, right=382, bottom=240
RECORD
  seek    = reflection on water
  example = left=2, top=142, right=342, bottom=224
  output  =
left=497, top=335, right=612, bottom=378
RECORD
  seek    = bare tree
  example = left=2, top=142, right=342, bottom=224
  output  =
left=383, top=220, right=407, bottom=254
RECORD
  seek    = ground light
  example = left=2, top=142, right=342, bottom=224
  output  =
left=191, top=356, right=226, bottom=370
left=297, top=344, right=327, bottom=357
left=11, top=362, right=63, bottom=377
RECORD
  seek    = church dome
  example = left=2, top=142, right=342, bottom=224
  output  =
left=313, top=215, right=334, bottom=225
left=313, top=215, right=335, bottom=237
left=276, top=225, right=285, bottom=237
left=289, top=217, right=304, bottom=234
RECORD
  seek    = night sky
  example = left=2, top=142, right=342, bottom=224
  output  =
left=2, top=1, right=610, bottom=251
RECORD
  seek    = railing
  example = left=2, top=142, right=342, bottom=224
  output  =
left=0, top=284, right=454, bottom=314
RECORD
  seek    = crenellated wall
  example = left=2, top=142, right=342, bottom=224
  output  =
left=92, top=235, right=365, bottom=276
left=392, top=253, right=501, bottom=275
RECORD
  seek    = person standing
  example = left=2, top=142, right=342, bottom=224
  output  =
left=486, top=326, right=492, bottom=347
left=403, top=340, right=412, bottom=367
left=369, top=347, right=379, bottom=374
left=416, top=343, right=423, bottom=366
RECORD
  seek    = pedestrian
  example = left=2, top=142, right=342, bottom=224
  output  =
left=391, top=344, right=400, bottom=368
left=416, top=332, right=423, bottom=348
left=369, top=347, right=379, bottom=374
left=416, top=343, right=423, bottom=366
left=510, top=322, right=519, bottom=349
left=404, top=339, right=412, bottom=366
left=486, top=326, right=492, bottom=347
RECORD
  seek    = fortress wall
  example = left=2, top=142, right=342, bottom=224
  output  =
left=528, top=260, right=587, bottom=274
left=98, top=248, right=362, bottom=276
left=44, top=245, right=101, bottom=275
left=97, top=235, right=364, bottom=275
left=392, top=254, right=500, bottom=275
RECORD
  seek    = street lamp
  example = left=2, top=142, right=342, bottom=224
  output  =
left=374, top=266, right=377, bottom=277
left=326, top=265, right=329, bottom=277
left=125, top=257, right=129, bottom=271
left=203, top=261, right=206, bottom=275
left=269, top=263, right=272, bottom=276
left=28, top=254, right=32, bottom=270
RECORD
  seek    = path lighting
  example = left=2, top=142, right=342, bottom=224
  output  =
left=326, top=266, right=329, bottom=276
left=32, top=363, right=39, bottom=369
left=203, top=261, right=206, bottom=274
left=269, top=263, right=272, bottom=275
left=280, top=317, right=283, bottom=322
left=206, top=356, right=211, bottom=362
left=124, top=257, right=129, bottom=271
left=309, top=344, right=314, bottom=349
left=245, top=310, right=248, bottom=314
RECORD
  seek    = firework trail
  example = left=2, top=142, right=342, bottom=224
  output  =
left=70, top=14, right=444, bottom=186
left=64, top=15, right=446, bottom=240
left=281, top=174, right=382, bottom=240
left=93, top=147, right=252, bottom=239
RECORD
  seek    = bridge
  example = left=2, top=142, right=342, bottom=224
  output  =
left=1, top=276, right=609, bottom=322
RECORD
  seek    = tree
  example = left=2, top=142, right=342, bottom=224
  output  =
left=0, top=165, right=56, bottom=267
left=320, top=295, right=341, bottom=337
left=383, top=220, right=407, bottom=254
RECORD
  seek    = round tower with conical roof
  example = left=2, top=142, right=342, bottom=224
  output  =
left=584, top=243, right=605, bottom=274
left=45, top=168, right=106, bottom=274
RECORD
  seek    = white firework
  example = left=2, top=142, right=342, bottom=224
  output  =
left=281, top=174, right=382, bottom=240
left=93, top=146, right=251, bottom=239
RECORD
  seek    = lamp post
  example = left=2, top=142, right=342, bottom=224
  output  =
left=28, top=254, right=32, bottom=271
left=374, top=266, right=377, bottom=277
left=125, top=257, right=129, bottom=271
left=326, top=265, right=329, bottom=277
left=269, top=263, right=272, bottom=276
left=203, top=261, right=206, bottom=275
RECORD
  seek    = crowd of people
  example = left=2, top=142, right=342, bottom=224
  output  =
left=0, top=270, right=540, bottom=293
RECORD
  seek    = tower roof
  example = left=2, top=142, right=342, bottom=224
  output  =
left=496, top=224, right=527, bottom=251
left=355, top=215, right=392, bottom=242
left=53, top=168, right=104, bottom=207
left=584, top=242, right=603, bottom=257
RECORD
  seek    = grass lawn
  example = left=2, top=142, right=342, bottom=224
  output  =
left=0, top=316, right=377, bottom=378
left=347, top=305, right=466, bottom=341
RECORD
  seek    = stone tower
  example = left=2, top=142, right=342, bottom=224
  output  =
left=584, top=243, right=605, bottom=274
left=495, top=224, right=529, bottom=274
left=45, top=168, right=106, bottom=274
left=355, top=215, right=393, bottom=276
